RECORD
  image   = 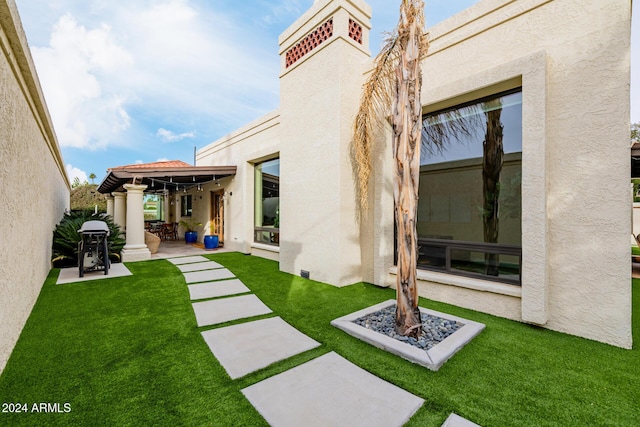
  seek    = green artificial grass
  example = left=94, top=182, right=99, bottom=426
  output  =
left=1, top=253, right=638, bottom=426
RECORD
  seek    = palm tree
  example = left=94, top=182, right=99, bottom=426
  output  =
left=89, top=173, right=97, bottom=184
left=352, top=0, right=428, bottom=338
left=482, top=100, right=504, bottom=276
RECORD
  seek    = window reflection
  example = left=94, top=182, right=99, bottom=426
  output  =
left=255, top=158, right=280, bottom=245
left=417, top=89, right=522, bottom=284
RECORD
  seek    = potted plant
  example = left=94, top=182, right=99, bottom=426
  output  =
left=179, top=218, right=202, bottom=244
left=204, top=220, right=219, bottom=250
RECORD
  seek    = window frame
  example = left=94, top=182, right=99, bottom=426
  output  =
left=180, top=194, right=192, bottom=217
left=254, top=157, right=280, bottom=246
left=413, top=87, right=523, bottom=285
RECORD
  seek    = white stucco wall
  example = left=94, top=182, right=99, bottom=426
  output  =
left=197, top=0, right=632, bottom=348
left=277, top=0, right=372, bottom=286
left=198, top=0, right=373, bottom=286
left=0, top=0, right=70, bottom=373
left=197, top=111, right=281, bottom=257
left=375, top=0, right=631, bottom=348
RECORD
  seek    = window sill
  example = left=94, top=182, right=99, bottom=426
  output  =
left=388, top=266, right=521, bottom=298
left=251, top=242, right=280, bottom=253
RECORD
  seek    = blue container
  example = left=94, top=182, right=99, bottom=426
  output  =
left=204, top=235, right=219, bottom=250
left=185, top=231, right=198, bottom=244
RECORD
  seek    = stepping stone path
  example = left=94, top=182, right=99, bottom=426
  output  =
left=167, top=255, right=480, bottom=427
left=188, top=279, right=250, bottom=300
left=192, top=294, right=272, bottom=327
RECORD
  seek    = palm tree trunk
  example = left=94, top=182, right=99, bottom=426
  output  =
left=393, top=0, right=423, bottom=338
left=482, top=104, right=504, bottom=276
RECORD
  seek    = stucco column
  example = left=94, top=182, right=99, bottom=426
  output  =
left=106, top=195, right=114, bottom=218
left=121, top=184, right=151, bottom=262
left=112, top=192, right=127, bottom=232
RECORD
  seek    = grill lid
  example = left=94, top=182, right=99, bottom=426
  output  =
left=78, top=220, right=110, bottom=235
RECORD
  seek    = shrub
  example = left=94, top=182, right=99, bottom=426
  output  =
left=52, top=211, right=125, bottom=268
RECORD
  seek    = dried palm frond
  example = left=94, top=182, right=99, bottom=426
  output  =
left=351, top=0, right=429, bottom=219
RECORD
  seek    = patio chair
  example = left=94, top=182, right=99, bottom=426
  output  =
left=161, top=223, right=178, bottom=241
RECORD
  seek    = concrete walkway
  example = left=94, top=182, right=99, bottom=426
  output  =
left=168, top=255, right=479, bottom=427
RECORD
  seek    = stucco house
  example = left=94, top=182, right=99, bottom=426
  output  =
left=100, top=0, right=632, bottom=349
left=199, top=0, right=633, bottom=349
left=0, top=0, right=70, bottom=373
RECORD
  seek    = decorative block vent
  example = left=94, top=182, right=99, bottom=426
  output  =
left=285, top=19, right=334, bottom=68
left=348, top=18, right=363, bottom=44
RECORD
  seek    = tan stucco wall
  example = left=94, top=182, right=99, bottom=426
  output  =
left=375, top=0, right=632, bottom=348
left=0, top=0, right=70, bottom=373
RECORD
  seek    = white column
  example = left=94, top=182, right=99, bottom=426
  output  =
left=112, top=192, right=127, bottom=232
left=121, top=184, right=151, bottom=262
left=106, top=195, right=114, bottom=218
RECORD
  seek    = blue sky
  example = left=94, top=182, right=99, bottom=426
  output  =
left=13, top=0, right=639, bottom=184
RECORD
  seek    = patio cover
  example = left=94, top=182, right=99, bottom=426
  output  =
left=97, top=160, right=236, bottom=194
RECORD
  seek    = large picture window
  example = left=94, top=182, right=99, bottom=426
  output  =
left=254, top=158, right=280, bottom=245
left=417, top=88, right=522, bottom=284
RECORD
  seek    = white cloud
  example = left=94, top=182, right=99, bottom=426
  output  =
left=26, top=0, right=281, bottom=154
left=156, top=157, right=170, bottom=162
left=66, top=163, right=88, bottom=184
left=157, top=128, right=196, bottom=142
left=32, top=13, right=133, bottom=150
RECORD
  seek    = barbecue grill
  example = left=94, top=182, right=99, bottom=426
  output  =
left=78, top=220, right=110, bottom=277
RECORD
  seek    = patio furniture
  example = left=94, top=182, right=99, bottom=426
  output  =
left=149, top=222, right=163, bottom=239
left=161, top=223, right=178, bottom=241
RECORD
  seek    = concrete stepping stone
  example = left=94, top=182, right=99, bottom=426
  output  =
left=441, top=413, right=481, bottom=427
left=178, top=261, right=224, bottom=273
left=188, top=279, right=250, bottom=300
left=201, top=317, right=320, bottom=379
left=167, top=256, right=210, bottom=265
left=192, top=294, right=272, bottom=327
left=56, top=263, right=132, bottom=285
left=242, top=351, right=424, bottom=427
left=184, top=268, right=235, bottom=284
